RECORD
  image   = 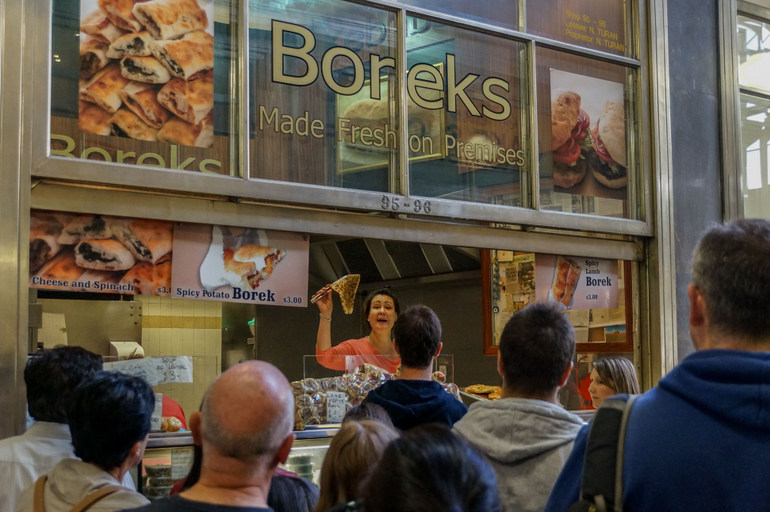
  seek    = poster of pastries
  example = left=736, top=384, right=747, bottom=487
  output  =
left=171, top=223, right=309, bottom=306
left=29, top=210, right=173, bottom=295
left=547, top=69, right=626, bottom=199
left=79, top=0, right=214, bottom=147
left=534, top=254, right=617, bottom=310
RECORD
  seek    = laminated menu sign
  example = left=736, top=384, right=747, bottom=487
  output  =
left=171, top=223, right=309, bottom=306
left=29, top=210, right=173, bottom=296
left=535, top=254, right=617, bottom=310
left=105, top=356, right=193, bottom=386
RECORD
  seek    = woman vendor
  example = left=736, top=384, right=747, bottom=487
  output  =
left=315, top=287, right=401, bottom=373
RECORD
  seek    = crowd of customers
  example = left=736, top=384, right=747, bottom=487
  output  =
left=4, top=218, right=770, bottom=511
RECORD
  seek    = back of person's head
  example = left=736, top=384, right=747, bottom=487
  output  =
left=268, top=474, right=320, bottom=512
left=200, top=360, right=294, bottom=463
left=341, top=402, right=394, bottom=428
left=314, top=419, right=399, bottom=512
left=25, top=346, right=102, bottom=423
left=691, top=218, right=770, bottom=341
left=361, top=423, right=502, bottom=512
left=592, top=357, right=640, bottom=395
left=498, top=302, right=575, bottom=395
left=68, top=370, right=154, bottom=470
left=393, top=305, right=441, bottom=369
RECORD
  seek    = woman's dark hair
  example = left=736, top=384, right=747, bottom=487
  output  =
left=363, top=288, right=401, bottom=320
left=25, top=346, right=102, bottom=423
left=268, top=474, right=320, bottom=512
left=68, top=371, right=154, bottom=470
left=342, top=403, right=394, bottom=428
left=361, top=424, right=502, bottom=512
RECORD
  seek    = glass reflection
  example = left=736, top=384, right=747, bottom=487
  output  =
left=406, top=16, right=528, bottom=207
left=250, top=0, right=397, bottom=191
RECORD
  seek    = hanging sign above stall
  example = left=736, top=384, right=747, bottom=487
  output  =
left=29, top=210, right=311, bottom=307
left=535, top=254, right=618, bottom=310
left=170, top=223, right=310, bottom=306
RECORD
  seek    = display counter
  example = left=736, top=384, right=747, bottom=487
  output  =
left=137, top=427, right=338, bottom=499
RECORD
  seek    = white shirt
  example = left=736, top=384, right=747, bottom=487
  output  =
left=0, top=422, right=134, bottom=512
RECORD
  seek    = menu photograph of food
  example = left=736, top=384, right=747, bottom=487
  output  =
left=29, top=210, right=173, bottom=295
left=78, top=0, right=214, bottom=147
left=534, top=254, right=618, bottom=310
left=170, top=223, right=309, bottom=306
left=547, top=69, right=626, bottom=199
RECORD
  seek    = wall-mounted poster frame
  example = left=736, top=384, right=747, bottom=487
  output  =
left=482, top=249, right=633, bottom=355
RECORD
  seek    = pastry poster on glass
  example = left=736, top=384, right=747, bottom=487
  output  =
left=535, top=254, right=617, bottom=310
left=171, top=223, right=309, bottom=306
left=29, top=210, right=173, bottom=295
left=78, top=0, right=214, bottom=147
left=548, top=69, right=626, bottom=199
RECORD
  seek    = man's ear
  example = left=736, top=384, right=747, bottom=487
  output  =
left=275, top=433, right=295, bottom=466
left=558, top=361, right=574, bottom=388
left=496, top=351, right=504, bottom=377
left=434, top=341, right=443, bottom=358
left=688, top=284, right=705, bottom=327
left=189, top=411, right=202, bottom=446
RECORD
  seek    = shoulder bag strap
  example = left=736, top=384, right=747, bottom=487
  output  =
left=34, top=475, right=48, bottom=512
left=69, top=485, right=124, bottom=512
left=577, top=393, right=639, bottom=512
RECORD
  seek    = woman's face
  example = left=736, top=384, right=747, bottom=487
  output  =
left=588, top=368, right=616, bottom=408
left=367, top=294, right=397, bottom=333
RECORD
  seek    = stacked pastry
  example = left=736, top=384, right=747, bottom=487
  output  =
left=30, top=211, right=173, bottom=295
left=79, top=0, right=214, bottom=147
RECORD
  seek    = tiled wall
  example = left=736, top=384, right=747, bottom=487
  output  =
left=138, top=296, right=222, bottom=425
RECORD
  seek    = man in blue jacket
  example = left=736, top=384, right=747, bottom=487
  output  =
left=362, top=305, right=467, bottom=430
left=545, top=219, right=770, bottom=511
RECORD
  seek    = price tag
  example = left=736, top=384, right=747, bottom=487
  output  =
left=326, top=392, right=347, bottom=423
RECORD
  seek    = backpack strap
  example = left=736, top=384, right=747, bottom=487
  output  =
left=571, top=394, right=638, bottom=512
left=69, top=485, right=124, bottom=512
left=34, top=475, right=48, bottom=512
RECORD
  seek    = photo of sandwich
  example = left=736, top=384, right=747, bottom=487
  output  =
left=550, top=91, right=591, bottom=189
left=78, top=0, right=214, bottom=148
left=30, top=210, right=175, bottom=296
left=588, top=101, right=627, bottom=189
left=548, top=69, right=627, bottom=199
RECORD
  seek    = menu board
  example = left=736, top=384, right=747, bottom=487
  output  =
left=170, top=223, right=309, bottom=306
left=29, top=210, right=311, bottom=307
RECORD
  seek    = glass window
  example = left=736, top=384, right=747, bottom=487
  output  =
left=50, top=0, right=234, bottom=174
left=536, top=47, right=633, bottom=218
left=406, top=17, right=528, bottom=206
left=526, top=0, right=630, bottom=58
left=738, top=14, right=770, bottom=94
left=396, top=0, right=521, bottom=32
left=250, top=0, right=398, bottom=191
left=739, top=94, right=770, bottom=218
left=738, top=13, right=770, bottom=218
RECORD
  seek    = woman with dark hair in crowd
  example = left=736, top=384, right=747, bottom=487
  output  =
left=588, top=357, right=640, bottom=408
left=315, top=287, right=401, bottom=373
left=360, top=423, right=502, bottom=512
left=268, top=474, right=319, bottom=512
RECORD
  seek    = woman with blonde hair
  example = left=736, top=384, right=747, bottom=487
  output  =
left=588, top=357, right=640, bottom=408
left=314, top=419, right=399, bottom=512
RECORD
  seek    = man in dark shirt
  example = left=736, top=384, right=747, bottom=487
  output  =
left=125, top=361, right=296, bottom=512
left=363, top=305, right=467, bottom=430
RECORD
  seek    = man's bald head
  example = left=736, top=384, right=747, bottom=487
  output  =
left=200, top=361, right=294, bottom=461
